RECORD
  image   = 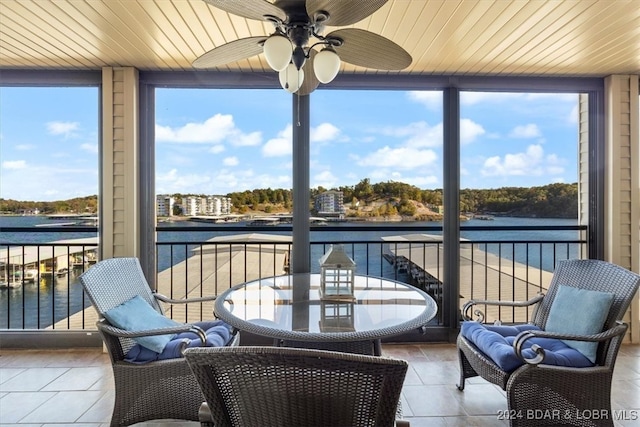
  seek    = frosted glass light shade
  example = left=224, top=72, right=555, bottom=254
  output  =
left=313, top=48, right=340, bottom=84
left=279, top=63, right=304, bottom=93
left=263, top=34, right=292, bottom=71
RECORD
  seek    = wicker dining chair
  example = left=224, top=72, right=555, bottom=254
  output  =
left=457, top=259, right=640, bottom=427
left=79, top=257, right=238, bottom=427
left=185, top=346, right=410, bottom=427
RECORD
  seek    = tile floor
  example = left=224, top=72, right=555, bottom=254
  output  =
left=1, top=343, right=639, bottom=426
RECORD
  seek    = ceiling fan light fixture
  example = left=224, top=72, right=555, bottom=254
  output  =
left=279, top=63, right=305, bottom=93
left=263, top=34, right=292, bottom=71
left=313, top=47, right=340, bottom=84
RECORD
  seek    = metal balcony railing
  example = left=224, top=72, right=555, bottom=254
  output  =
left=0, top=224, right=587, bottom=330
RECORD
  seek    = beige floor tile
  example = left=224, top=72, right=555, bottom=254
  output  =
left=0, top=367, right=68, bottom=392
left=0, top=342, right=638, bottom=426
left=403, top=384, right=467, bottom=417
left=0, top=390, right=57, bottom=423
left=41, top=367, right=105, bottom=392
left=19, top=390, right=105, bottom=424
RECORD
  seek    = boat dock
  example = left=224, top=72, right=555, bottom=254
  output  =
left=382, top=234, right=553, bottom=323
left=0, top=237, right=98, bottom=288
left=51, top=233, right=291, bottom=329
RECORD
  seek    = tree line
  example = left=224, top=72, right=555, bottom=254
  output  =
left=0, top=180, right=578, bottom=218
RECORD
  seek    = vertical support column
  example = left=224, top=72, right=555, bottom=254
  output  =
left=443, top=86, right=461, bottom=338
left=291, top=94, right=311, bottom=330
left=138, top=81, right=156, bottom=284
left=577, top=94, right=590, bottom=258
left=604, top=74, right=640, bottom=342
left=101, top=67, right=140, bottom=259
left=588, top=88, right=605, bottom=261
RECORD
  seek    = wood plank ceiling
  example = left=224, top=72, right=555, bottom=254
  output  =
left=1, top=0, right=639, bottom=77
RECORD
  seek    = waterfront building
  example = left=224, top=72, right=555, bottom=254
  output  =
left=156, top=195, right=175, bottom=217
left=205, top=196, right=233, bottom=216
left=315, top=191, right=345, bottom=219
left=182, top=196, right=204, bottom=216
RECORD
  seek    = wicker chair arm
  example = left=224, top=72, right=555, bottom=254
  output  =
left=153, top=292, right=218, bottom=304
left=97, top=319, right=208, bottom=345
left=462, top=293, right=544, bottom=321
left=513, top=321, right=628, bottom=365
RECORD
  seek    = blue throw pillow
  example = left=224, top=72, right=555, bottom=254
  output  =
left=104, top=295, right=181, bottom=353
left=545, top=285, right=614, bottom=363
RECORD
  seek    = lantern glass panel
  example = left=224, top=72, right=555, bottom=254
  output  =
left=319, top=244, right=356, bottom=300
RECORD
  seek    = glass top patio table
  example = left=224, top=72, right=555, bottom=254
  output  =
left=214, top=274, right=437, bottom=355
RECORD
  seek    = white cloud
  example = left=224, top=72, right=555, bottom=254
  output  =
left=356, top=146, right=438, bottom=170
left=234, top=131, right=262, bottom=146
left=263, top=125, right=292, bottom=157
left=313, top=170, right=339, bottom=189
left=47, top=121, right=79, bottom=138
left=460, top=119, right=485, bottom=144
left=209, top=145, right=225, bottom=154
left=568, top=104, right=579, bottom=125
left=155, top=114, right=262, bottom=147
left=223, top=156, right=239, bottom=166
left=311, top=123, right=342, bottom=142
left=0, top=165, right=97, bottom=201
left=15, top=144, right=35, bottom=150
left=407, top=91, right=442, bottom=110
left=380, top=121, right=443, bottom=148
left=156, top=168, right=211, bottom=193
left=509, top=124, right=541, bottom=138
left=2, top=160, right=27, bottom=170
left=481, top=144, right=565, bottom=177
left=156, top=114, right=234, bottom=143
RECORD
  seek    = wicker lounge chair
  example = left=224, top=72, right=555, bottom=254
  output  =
left=79, top=257, right=238, bottom=427
left=185, top=346, right=410, bottom=427
left=457, top=259, right=640, bottom=427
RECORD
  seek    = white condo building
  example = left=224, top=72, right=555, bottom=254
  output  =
left=156, top=195, right=175, bottom=217
left=157, top=195, right=232, bottom=216
left=314, top=190, right=345, bottom=218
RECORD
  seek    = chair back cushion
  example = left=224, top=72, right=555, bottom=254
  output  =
left=104, top=294, right=181, bottom=352
left=545, top=285, right=614, bottom=363
left=533, top=259, right=640, bottom=363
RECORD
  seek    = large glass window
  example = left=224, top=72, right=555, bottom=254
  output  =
left=458, top=91, right=581, bottom=320
left=0, top=86, right=98, bottom=329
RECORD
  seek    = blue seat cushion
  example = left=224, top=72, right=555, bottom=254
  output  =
left=461, top=321, right=593, bottom=372
left=125, top=320, right=234, bottom=364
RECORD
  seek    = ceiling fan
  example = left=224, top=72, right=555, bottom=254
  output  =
left=193, top=0, right=412, bottom=95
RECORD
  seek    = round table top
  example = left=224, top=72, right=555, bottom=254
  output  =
left=214, top=273, right=438, bottom=343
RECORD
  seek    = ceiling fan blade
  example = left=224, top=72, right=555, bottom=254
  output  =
left=193, top=36, right=267, bottom=68
left=203, top=0, right=286, bottom=22
left=306, top=0, right=388, bottom=26
left=296, top=49, right=320, bottom=96
left=328, top=28, right=412, bottom=70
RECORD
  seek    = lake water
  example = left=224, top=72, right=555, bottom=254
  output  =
left=0, top=215, right=581, bottom=329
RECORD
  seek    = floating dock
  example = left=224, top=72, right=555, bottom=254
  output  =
left=382, top=234, right=553, bottom=323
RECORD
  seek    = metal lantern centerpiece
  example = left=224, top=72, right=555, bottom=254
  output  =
left=319, top=244, right=356, bottom=301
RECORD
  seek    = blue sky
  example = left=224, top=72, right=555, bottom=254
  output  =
left=1, top=86, right=578, bottom=201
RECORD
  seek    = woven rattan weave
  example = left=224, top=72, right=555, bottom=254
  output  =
left=185, top=346, right=409, bottom=427
left=457, top=259, right=640, bottom=427
left=79, top=257, right=238, bottom=426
